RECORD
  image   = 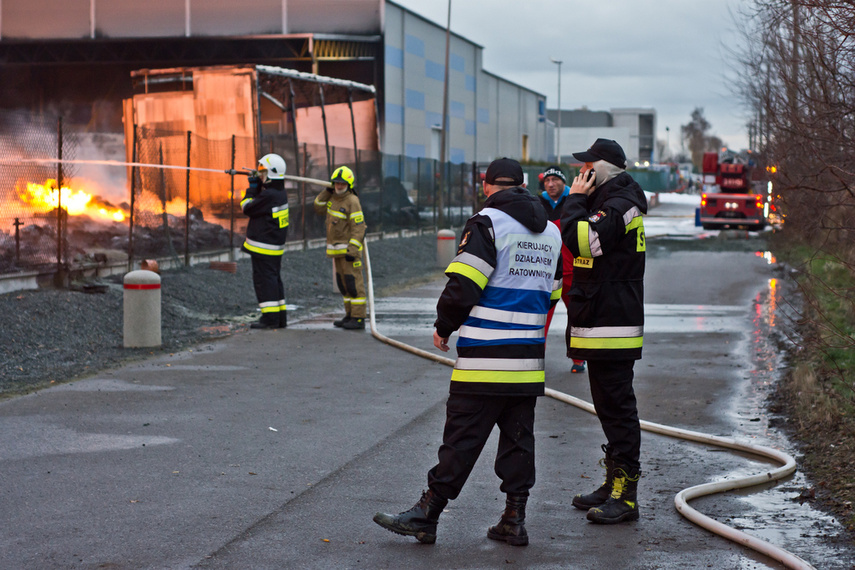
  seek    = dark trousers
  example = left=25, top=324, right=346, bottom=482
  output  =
left=587, top=359, right=641, bottom=470
left=251, top=254, right=285, bottom=324
left=427, top=394, right=537, bottom=501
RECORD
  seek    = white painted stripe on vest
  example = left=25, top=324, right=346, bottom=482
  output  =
left=571, top=325, right=644, bottom=338
left=455, top=357, right=544, bottom=371
left=459, top=325, right=545, bottom=340
left=468, top=305, right=546, bottom=326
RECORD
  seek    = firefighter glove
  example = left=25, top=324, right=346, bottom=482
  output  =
left=248, top=175, right=261, bottom=189
left=345, top=254, right=355, bottom=262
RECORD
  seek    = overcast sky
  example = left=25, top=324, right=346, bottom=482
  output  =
left=392, top=0, right=752, bottom=157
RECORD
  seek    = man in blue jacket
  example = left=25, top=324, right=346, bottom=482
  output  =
left=373, top=158, right=563, bottom=546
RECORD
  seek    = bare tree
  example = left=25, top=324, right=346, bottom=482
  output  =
left=731, top=0, right=855, bottom=403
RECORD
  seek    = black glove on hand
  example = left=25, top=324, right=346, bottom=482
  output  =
left=248, top=175, right=261, bottom=189
left=345, top=254, right=355, bottom=262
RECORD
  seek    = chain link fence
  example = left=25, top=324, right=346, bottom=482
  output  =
left=0, top=110, right=682, bottom=280
left=0, top=111, right=79, bottom=274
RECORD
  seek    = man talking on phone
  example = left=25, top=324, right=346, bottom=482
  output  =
left=560, top=138, right=648, bottom=524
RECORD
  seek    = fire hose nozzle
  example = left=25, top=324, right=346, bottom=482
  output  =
left=224, top=168, right=256, bottom=177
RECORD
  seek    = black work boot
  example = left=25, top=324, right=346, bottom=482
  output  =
left=586, top=466, right=640, bottom=524
left=373, top=489, right=448, bottom=544
left=342, top=317, right=365, bottom=330
left=487, top=493, right=528, bottom=546
left=278, top=310, right=288, bottom=329
left=250, top=314, right=279, bottom=329
left=572, top=444, right=615, bottom=510
left=333, top=315, right=350, bottom=327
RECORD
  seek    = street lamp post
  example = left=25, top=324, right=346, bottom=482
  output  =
left=550, top=57, right=562, bottom=163
left=665, top=126, right=670, bottom=162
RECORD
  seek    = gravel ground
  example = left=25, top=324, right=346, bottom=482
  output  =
left=0, top=233, right=445, bottom=396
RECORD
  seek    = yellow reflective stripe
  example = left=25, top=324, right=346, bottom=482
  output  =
left=551, top=286, right=563, bottom=301
left=350, top=297, right=366, bottom=305
left=243, top=239, right=285, bottom=256
left=240, top=198, right=253, bottom=208
left=349, top=238, right=363, bottom=250
left=570, top=336, right=644, bottom=349
left=313, top=197, right=328, bottom=207
left=450, top=369, right=545, bottom=383
left=350, top=210, right=364, bottom=223
left=260, top=305, right=282, bottom=313
left=329, top=210, right=347, bottom=219
left=273, top=208, right=289, bottom=228
left=327, top=244, right=348, bottom=255
left=446, top=261, right=489, bottom=289
left=577, top=221, right=593, bottom=258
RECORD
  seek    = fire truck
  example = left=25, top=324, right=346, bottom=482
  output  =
left=699, top=150, right=768, bottom=231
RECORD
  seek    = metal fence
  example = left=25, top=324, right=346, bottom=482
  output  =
left=0, top=110, right=680, bottom=279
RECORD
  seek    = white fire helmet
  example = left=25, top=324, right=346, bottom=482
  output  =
left=258, top=154, right=287, bottom=179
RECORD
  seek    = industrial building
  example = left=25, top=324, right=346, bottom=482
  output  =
left=0, top=0, right=548, bottom=164
left=548, top=107, right=657, bottom=166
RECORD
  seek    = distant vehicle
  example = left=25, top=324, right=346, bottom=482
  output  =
left=699, top=150, right=768, bottom=231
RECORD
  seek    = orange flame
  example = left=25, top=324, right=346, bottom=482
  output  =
left=17, top=179, right=125, bottom=222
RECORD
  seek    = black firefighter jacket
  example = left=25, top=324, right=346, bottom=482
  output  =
left=560, top=172, right=647, bottom=361
left=240, top=178, right=289, bottom=256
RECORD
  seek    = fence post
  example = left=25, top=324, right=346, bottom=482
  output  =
left=128, top=124, right=137, bottom=272
left=56, top=116, right=63, bottom=281
left=416, top=157, right=422, bottom=231
left=229, top=134, right=236, bottom=257
left=184, top=130, right=191, bottom=267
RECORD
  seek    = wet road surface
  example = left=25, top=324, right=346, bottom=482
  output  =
left=0, top=193, right=852, bottom=569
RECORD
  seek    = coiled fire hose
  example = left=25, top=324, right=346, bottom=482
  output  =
left=362, top=240, right=815, bottom=570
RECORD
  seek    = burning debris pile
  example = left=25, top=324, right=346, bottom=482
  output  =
left=1, top=177, right=238, bottom=274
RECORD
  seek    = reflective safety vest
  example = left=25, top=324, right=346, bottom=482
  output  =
left=447, top=207, right=562, bottom=396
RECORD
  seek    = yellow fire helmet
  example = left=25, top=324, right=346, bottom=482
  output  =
left=330, top=165, right=355, bottom=190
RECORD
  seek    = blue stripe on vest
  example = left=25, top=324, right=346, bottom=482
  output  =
left=476, top=286, right=551, bottom=317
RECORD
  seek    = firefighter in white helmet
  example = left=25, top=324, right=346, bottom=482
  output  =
left=313, top=165, right=367, bottom=330
left=240, top=153, right=289, bottom=329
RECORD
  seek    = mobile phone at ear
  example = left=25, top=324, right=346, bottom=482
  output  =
left=586, top=169, right=596, bottom=184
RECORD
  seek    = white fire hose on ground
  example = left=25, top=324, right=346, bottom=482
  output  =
left=362, top=241, right=815, bottom=570
left=13, top=156, right=814, bottom=567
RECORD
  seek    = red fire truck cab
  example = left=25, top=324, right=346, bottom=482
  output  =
left=699, top=151, right=768, bottom=231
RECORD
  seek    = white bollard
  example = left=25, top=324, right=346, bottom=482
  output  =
left=436, top=229, right=457, bottom=269
left=123, top=270, right=162, bottom=348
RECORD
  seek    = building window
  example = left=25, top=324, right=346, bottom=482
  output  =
left=465, top=74, right=476, bottom=92
left=405, top=34, right=424, bottom=57
left=406, top=143, right=426, bottom=158
left=450, top=100, right=465, bottom=118
left=425, top=60, right=445, bottom=81
left=386, top=45, right=404, bottom=69
left=385, top=103, right=404, bottom=125
left=450, top=53, right=465, bottom=72
left=405, top=89, right=425, bottom=110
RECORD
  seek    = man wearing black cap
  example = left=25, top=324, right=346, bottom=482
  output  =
left=538, top=165, right=586, bottom=373
left=560, top=138, right=647, bottom=524
left=373, top=158, right=563, bottom=546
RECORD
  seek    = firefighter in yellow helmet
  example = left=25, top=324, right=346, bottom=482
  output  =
left=313, top=165, right=367, bottom=330
left=240, top=153, right=289, bottom=329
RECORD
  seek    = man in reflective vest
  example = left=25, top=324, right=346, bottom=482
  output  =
left=560, top=138, right=647, bottom=524
left=240, top=153, right=289, bottom=329
left=313, top=165, right=367, bottom=330
left=373, top=158, right=563, bottom=546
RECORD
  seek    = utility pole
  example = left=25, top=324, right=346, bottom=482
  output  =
left=437, top=0, right=452, bottom=228
left=550, top=57, right=562, bottom=163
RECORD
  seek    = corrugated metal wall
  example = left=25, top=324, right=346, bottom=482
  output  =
left=0, top=0, right=382, bottom=39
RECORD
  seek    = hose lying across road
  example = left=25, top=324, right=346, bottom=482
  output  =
left=363, top=241, right=815, bottom=570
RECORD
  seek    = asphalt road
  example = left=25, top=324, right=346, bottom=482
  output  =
left=1, top=196, right=851, bottom=569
